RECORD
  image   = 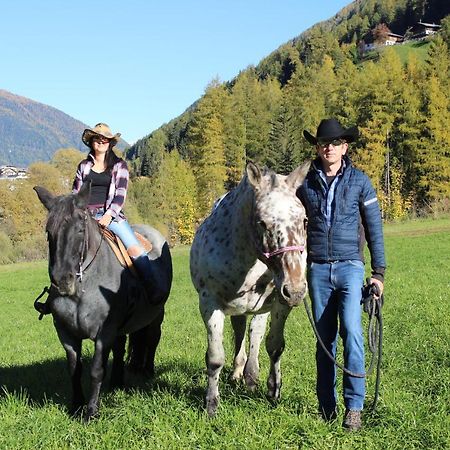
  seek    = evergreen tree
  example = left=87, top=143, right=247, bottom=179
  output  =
left=416, top=37, right=450, bottom=202
left=268, top=102, right=297, bottom=174
left=222, top=88, right=246, bottom=189
left=390, top=54, right=426, bottom=208
left=231, top=70, right=282, bottom=166
left=187, top=80, right=227, bottom=216
left=139, top=129, right=167, bottom=177
left=353, top=49, right=404, bottom=191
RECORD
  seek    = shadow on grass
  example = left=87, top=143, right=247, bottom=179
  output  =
left=0, top=357, right=73, bottom=408
left=0, top=357, right=276, bottom=414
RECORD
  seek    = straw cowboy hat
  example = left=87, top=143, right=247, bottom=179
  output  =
left=82, top=123, right=121, bottom=147
left=303, top=118, right=358, bottom=145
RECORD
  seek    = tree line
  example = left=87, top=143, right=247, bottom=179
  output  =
left=129, top=30, right=450, bottom=221
left=0, top=29, right=449, bottom=263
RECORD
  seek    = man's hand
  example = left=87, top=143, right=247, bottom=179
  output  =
left=369, top=278, right=384, bottom=299
left=98, top=213, right=113, bottom=228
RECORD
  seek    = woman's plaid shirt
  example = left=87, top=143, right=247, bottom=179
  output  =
left=72, top=153, right=129, bottom=222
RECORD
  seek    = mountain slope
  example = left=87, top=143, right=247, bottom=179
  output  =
left=127, top=0, right=449, bottom=163
left=0, top=90, right=128, bottom=167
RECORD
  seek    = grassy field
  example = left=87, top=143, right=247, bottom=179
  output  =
left=0, top=217, right=449, bottom=449
left=362, top=38, right=432, bottom=65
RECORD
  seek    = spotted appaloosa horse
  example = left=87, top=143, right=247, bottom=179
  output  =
left=190, top=161, right=310, bottom=416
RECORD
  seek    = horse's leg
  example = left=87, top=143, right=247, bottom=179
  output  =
left=200, top=297, right=226, bottom=417
left=244, top=312, right=269, bottom=391
left=85, top=337, right=112, bottom=421
left=110, top=334, right=127, bottom=390
left=143, top=307, right=164, bottom=377
left=265, top=302, right=291, bottom=401
left=127, top=306, right=163, bottom=378
left=54, top=324, right=84, bottom=416
left=230, top=315, right=247, bottom=382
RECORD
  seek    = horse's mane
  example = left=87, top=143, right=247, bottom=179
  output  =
left=46, top=194, right=85, bottom=236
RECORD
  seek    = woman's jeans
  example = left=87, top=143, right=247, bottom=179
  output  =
left=307, top=260, right=365, bottom=411
left=93, top=209, right=140, bottom=250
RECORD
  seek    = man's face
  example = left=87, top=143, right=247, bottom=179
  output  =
left=316, top=138, right=348, bottom=166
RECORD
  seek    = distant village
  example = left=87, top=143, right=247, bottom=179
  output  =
left=360, top=20, right=441, bottom=53
left=0, top=165, right=28, bottom=180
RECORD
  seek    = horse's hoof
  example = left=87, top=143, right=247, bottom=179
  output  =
left=266, top=385, right=281, bottom=402
left=206, top=397, right=219, bottom=417
left=244, top=374, right=259, bottom=392
left=82, top=407, right=99, bottom=423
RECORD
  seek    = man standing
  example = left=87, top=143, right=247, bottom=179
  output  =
left=297, top=118, right=386, bottom=431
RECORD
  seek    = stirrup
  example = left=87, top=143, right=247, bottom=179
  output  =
left=34, top=301, right=51, bottom=319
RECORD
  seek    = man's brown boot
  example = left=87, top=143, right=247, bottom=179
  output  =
left=343, top=409, right=362, bottom=431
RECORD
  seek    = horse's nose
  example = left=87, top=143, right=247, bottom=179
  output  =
left=51, top=271, right=76, bottom=296
left=280, top=282, right=307, bottom=307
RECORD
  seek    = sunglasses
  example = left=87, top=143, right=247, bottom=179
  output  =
left=92, top=136, right=111, bottom=144
left=317, top=138, right=346, bottom=148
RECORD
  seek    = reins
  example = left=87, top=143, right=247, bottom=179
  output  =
left=302, top=283, right=384, bottom=411
left=76, top=211, right=105, bottom=282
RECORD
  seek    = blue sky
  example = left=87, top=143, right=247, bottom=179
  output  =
left=1, top=0, right=351, bottom=144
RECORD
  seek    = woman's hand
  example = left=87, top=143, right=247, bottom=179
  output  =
left=98, top=213, right=113, bottom=228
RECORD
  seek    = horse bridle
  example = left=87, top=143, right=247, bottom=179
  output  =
left=262, top=245, right=305, bottom=259
left=250, top=201, right=307, bottom=262
left=76, top=210, right=104, bottom=282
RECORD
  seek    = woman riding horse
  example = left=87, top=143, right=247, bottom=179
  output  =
left=36, top=123, right=156, bottom=314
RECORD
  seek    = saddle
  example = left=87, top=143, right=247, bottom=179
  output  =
left=100, top=226, right=153, bottom=275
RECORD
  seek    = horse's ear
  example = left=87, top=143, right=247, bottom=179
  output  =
left=246, top=161, right=262, bottom=189
left=285, top=160, right=311, bottom=190
left=74, top=180, right=91, bottom=209
left=34, top=186, right=55, bottom=210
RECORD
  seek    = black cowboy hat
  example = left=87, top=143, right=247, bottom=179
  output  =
left=303, top=118, right=359, bottom=145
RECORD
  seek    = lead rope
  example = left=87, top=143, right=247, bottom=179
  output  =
left=363, top=288, right=384, bottom=411
left=302, top=286, right=384, bottom=411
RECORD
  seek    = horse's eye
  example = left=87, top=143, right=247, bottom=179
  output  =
left=257, top=220, right=267, bottom=231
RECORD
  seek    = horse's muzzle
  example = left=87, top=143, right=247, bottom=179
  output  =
left=279, top=282, right=308, bottom=307
left=51, top=274, right=76, bottom=297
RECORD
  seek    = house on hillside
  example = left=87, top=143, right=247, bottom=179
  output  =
left=384, top=32, right=404, bottom=45
left=359, top=23, right=405, bottom=53
left=409, top=21, right=441, bottom=40
left=0, top=165, right=28, bottom=179
left=359, top=19, right=442, bottom=55
left=360, top=31, right=404, bottom=53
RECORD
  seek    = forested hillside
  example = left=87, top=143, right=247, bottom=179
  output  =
left=1, top=0, right=449, bottom=264
left=0, top=90, right=129, bottom=166
left=124, top=0, right=450, bottom=244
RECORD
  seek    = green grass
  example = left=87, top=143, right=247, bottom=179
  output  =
left=1, top=218, right=450, bottom=449
left=361, top=38, right=432, bottom=65
left=392, top=39, right=432, bottom=65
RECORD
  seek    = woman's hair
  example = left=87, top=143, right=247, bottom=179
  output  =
left=104, top=143, right=121, bottom=173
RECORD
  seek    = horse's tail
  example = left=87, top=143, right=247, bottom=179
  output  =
left=127, top=307, right=165, bottom=377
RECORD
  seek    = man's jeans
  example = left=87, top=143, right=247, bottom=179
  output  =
left=307, top=260, right=365, bottom=411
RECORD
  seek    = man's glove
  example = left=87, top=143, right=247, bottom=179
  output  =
left=361, top=278, right=383, bottom=314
